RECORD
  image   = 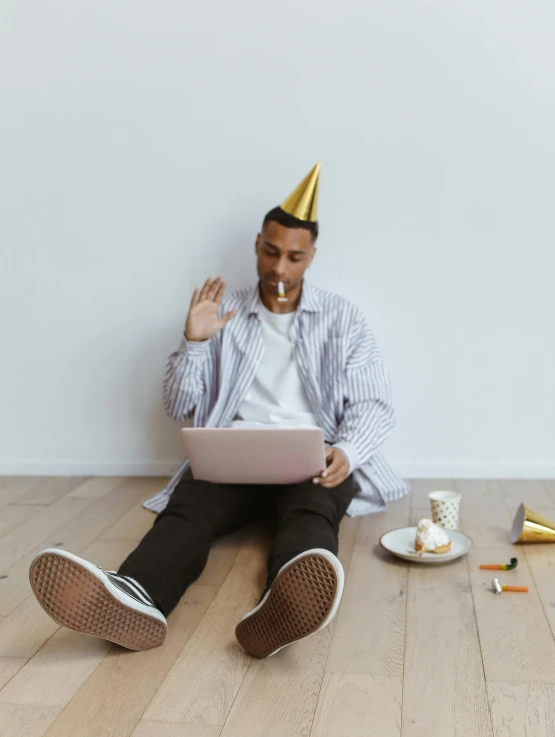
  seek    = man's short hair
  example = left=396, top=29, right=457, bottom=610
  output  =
left=262, top=206, right=319, bottom=241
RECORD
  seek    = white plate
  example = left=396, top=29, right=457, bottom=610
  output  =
left=379, top=526, right=472, bottom=563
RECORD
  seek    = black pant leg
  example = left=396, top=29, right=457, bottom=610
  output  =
left=118, top=470, right=259, bottom=616
left=263, top=475, right=357, bottom=594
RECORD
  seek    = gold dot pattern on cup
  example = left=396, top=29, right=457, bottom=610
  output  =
left=431, top=500, right=459, bottom=529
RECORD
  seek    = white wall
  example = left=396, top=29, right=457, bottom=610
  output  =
left=1, top=0, right=554, bottom=478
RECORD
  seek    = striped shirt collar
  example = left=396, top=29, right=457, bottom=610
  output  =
left=247, top=279, right=321, bottom=316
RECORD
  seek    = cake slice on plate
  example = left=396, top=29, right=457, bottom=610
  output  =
left=415, top=519, right=451, bottom=554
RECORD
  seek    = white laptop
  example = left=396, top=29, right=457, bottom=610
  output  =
left=181, top=427, right=327, bottom=485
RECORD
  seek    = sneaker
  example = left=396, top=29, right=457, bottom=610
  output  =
left=235, top=548, right=344, bottom=659
left=29, top=548, right=167, bottom=651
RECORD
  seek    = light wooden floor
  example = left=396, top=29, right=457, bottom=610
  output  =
left=0, top=477, right=554, bottom=737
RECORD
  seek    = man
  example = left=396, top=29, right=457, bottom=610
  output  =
left=29, top=163, right=409, bottom=659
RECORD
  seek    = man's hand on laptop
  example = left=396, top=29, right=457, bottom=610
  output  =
left=312, top=447, right=349, bottom=488
left=184, top=277, right=238, bottom=342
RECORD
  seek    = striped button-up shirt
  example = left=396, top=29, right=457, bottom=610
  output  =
left=143, top=280, right=409, bottom=516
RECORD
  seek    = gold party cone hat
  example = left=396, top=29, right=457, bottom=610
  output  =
left=280, top=162, right=320, bottom=222
left=510, top=503, right=555, bottom=543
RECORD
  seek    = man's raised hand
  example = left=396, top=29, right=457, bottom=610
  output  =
left=184, top=277, right=237, bottom=342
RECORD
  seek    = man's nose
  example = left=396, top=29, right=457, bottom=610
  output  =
left=276, top=257, right=288, bottom=276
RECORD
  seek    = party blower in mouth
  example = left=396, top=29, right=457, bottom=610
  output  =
left=277, top=281, right=287, bottom=303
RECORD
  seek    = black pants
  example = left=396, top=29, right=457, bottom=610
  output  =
left=118, top=469, right=357, bottom=617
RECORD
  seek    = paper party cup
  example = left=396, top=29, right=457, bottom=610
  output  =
left=428, top=490, right=461, bottom=530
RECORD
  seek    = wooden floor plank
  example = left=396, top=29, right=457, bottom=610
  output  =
left=0, top=477, right=162, bottom=618
left=132, top=723, right=221, bottom=737
left=335, top=515, right=360, bottom=569
left=0, top=658, right=28, bottom=691
left=219, top=628, right=332, bottom=737
left=401, top=507, right=493, bottom=737
left=0, top=598, right=59, bottom=660
left=100, top=503, right=160, bottom=542
left=0, top=496, right=94, bottom=573
left=0, top=627, right=111, bottom=708
left=0, top=507, right=47, bottom=541
left=0, top=538, right=145, bottom=661
left=0, top=540, right=138, bottom=708
left=325, top=496, right=409, bottom=676
left=66, top=477, right=130, bottom=498
left=488, top=682, right=555, bottom=737
left=0, top=703, right=61, bottom=737
left=456, top=479, right=513, bottom=548
left=461, top=481, right=555, bottom=685
left=496, top=480, right=554, bottom=509
left=521, top=510, right=555, bottom=640
left=140, top=533, right=270, bottom=727
left=311, top=504, right=404, bottom=737
left=0, top=479, right=50, bottom=511
left=311, top=673, right=402, bottom=737
left=9, top=477, right=88, bottom=507
left=218, top=518, right=360, bottom=737
left=41, top=585, right=217, bottom=737
left=1, top=475, right=554, bottom=737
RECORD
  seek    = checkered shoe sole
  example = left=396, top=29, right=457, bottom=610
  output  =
left=29, top=549, right=167, bottom=651
left=235, top=549, right=343, bottom=659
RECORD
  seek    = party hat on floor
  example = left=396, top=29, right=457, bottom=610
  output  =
left=510, top=503, right=555, bottom=543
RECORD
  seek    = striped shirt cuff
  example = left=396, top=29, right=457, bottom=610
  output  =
left=332, top=441, right=360, bottom=476
left=178, top=335, right=211, bottom=357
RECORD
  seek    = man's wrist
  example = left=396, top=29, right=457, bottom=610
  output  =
left=332, top=441, right=360, bottom=476
left=179, top=335, right=211, bottom=357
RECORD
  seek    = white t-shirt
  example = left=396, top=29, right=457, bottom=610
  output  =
left=230, top=302, right=319, bottom=429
